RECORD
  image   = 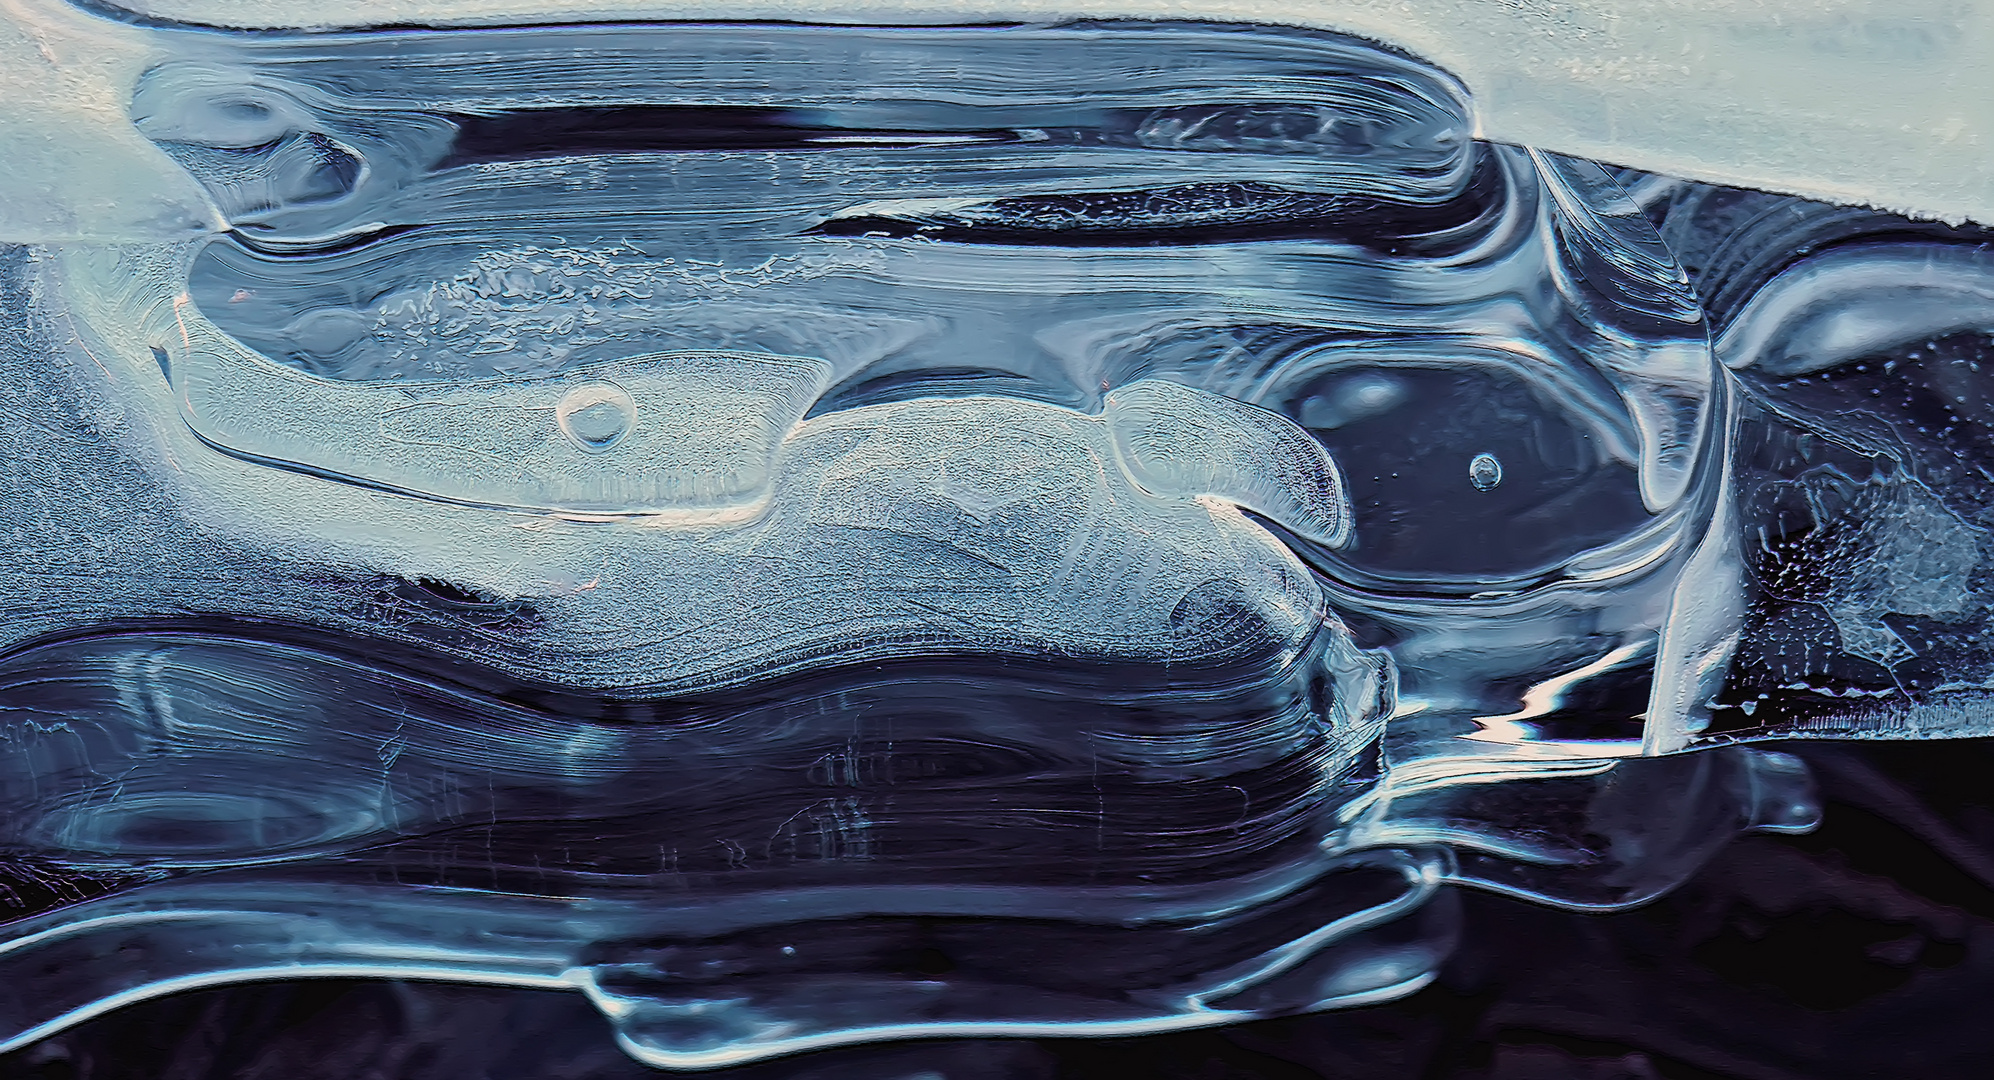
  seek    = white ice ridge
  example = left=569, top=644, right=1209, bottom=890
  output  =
left=69, top=246, right=1354, bottom=525
left=0, top=0, right=1989, bottom=241
left=1106, top=379, right=1351, bottom=548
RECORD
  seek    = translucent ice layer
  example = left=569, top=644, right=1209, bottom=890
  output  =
left=1623, top=176, right=1994, bottom=747
left=3, top=1, right=1991, bottom=240
left=13, top=10, right=1994, bottom=1072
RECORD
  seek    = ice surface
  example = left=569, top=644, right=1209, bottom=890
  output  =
left=1, top=1, right=1991, bottom=245
left=1, top=7, right=1989, bottom=1072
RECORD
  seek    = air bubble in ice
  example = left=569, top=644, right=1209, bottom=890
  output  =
left=555, top=381, right=634, bottom=451
left=1469, top=452, right=1503, bottom=491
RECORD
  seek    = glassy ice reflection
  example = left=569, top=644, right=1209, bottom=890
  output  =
left=2, top=10, right=1989, bottom=1071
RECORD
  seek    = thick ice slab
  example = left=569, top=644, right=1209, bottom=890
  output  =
left=0, top=12, right=1918, bottom=1071
left=2, top=0, right=1990, bottom=243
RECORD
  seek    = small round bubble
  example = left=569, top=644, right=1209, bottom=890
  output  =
left=1468, top=452, right=1503, bottom=492
left=556, top=382, right=636, bottom=452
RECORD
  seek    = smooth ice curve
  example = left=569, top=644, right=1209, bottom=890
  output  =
left=22, top=7, right=1994, bottom=1072
left=1, top=0, right=1990, bottom=245
left=0, top=17, right=1761, bottom=1067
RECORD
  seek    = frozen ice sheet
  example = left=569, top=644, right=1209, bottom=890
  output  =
left=5, top=8, right=1991, bottom=1072
left=1, top=0, right=1990, bottom=243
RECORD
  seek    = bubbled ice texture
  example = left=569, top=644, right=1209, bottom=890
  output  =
left=0, top=15, right=1910, bottom=1070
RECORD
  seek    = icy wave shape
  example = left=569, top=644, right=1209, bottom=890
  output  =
left=0, top=17, right=1865, bottom=1070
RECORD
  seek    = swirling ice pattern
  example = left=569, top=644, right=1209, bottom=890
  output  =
left=19, top=12, right=1990, bottom=1070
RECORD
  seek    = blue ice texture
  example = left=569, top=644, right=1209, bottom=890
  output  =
left=0, top=7, right=1988, bottom=1070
